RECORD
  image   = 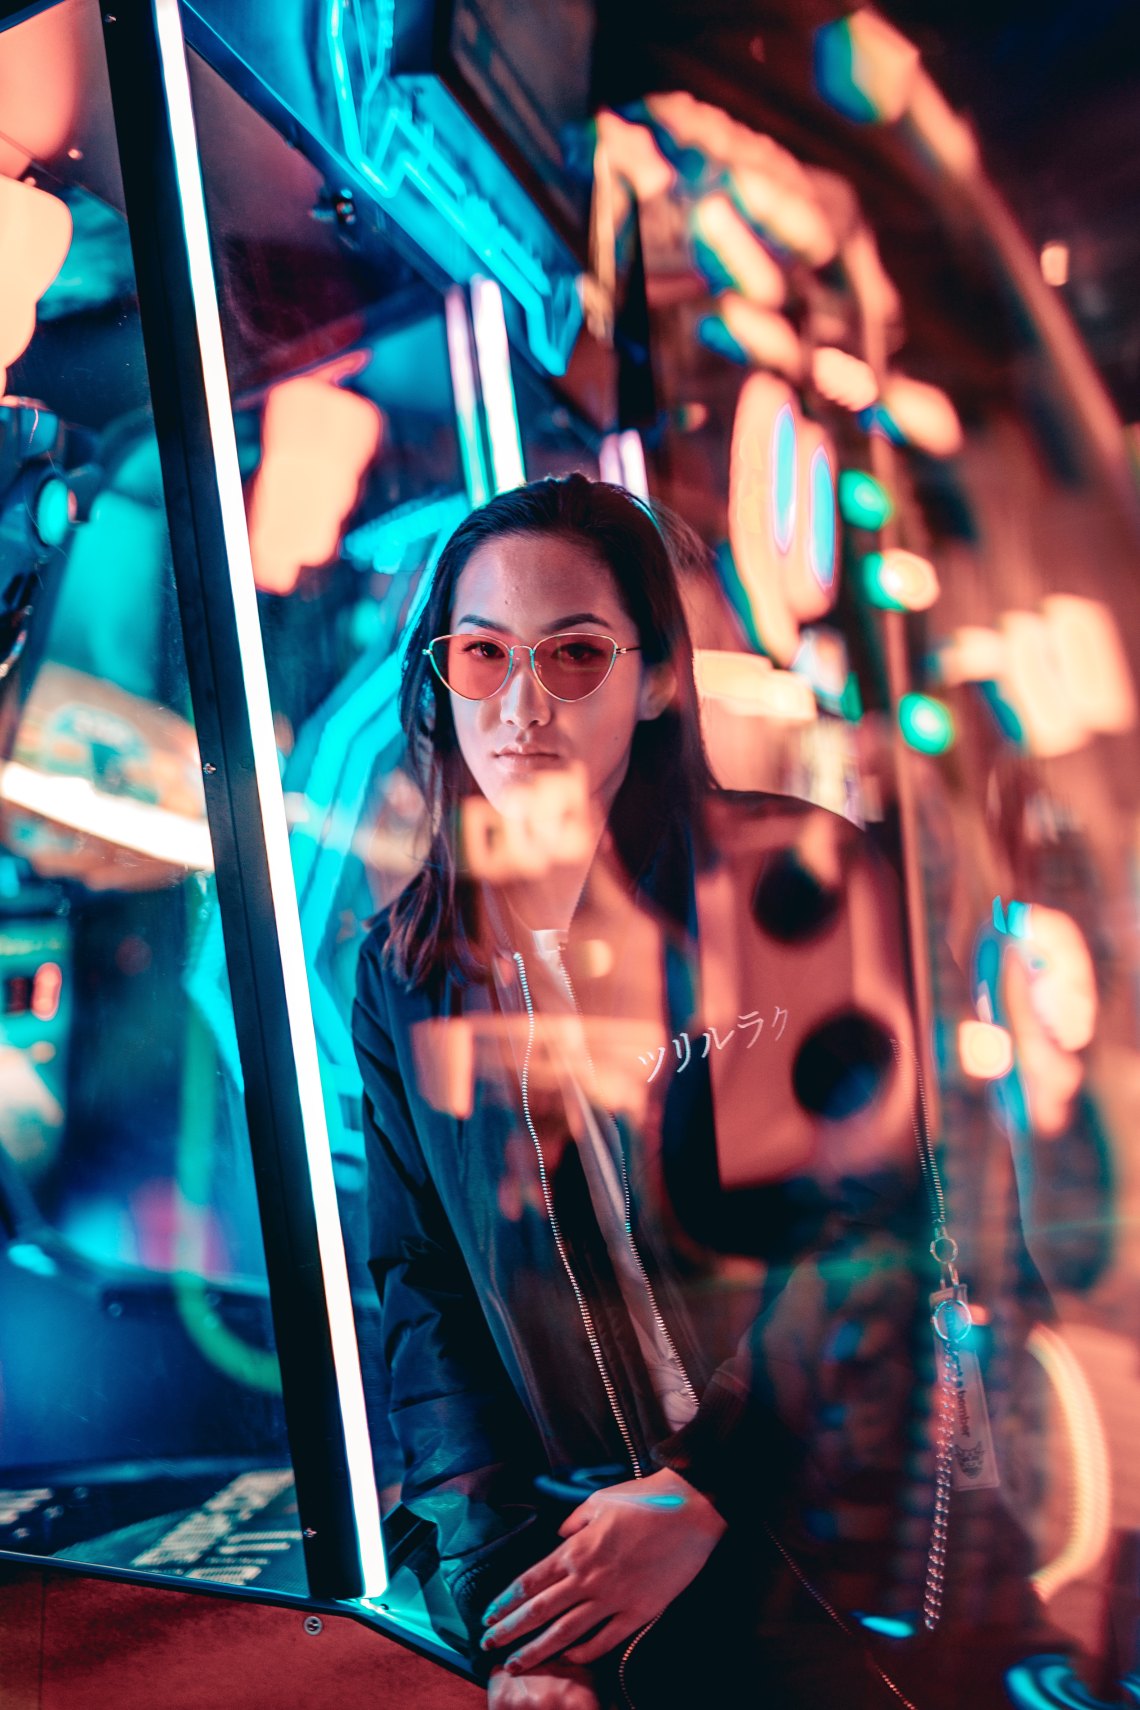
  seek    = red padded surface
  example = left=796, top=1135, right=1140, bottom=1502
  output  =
left=0, top=1567, right=482, bottom=1710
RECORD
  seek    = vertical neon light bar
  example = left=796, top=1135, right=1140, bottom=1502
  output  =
left=445, top=285, right=490, bottom=507
left=598, top=430, right=650, bottom=498
left=618, top=429, right=649, bottom=499
left=152, top=0, right=386, bottom=1596
left=470, top=275, right=526, bottom=492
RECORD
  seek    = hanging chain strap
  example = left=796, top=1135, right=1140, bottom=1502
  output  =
left=925, top=1295, right=965, bottom=1629
left=891, top=1037, right=992, bottom=1635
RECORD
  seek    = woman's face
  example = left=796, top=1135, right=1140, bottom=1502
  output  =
left=446, top=531, right=672, bottom=820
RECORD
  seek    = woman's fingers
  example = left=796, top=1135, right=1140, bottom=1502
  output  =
left=501, top=1606, right=602, bottom=1673
left=483, top=1547, right=571, bottom=1627
left=482, top=1579, right=583, bottom=1651
left=560, top=1618, right=627, bottom=1665
left=557, top=1497, right=596, bottom=1539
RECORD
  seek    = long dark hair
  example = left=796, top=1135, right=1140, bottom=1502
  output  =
left=387, top=474, right=712, bottom=986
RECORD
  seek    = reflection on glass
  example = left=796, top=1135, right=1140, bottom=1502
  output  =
left=0, top=0, right=297, bottom=1599
left=181, top=14, right=1140, bottom=1710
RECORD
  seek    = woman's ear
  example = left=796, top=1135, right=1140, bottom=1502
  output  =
left=637, top=660, right=677, bottom=722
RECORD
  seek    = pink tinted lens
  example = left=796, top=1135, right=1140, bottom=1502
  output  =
left=533, top=634, right=615, bottom=699
left=437, top=634, right=511, bottom=698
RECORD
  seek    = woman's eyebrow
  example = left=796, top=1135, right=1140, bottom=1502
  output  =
left=454, top=611, right=614, bottom=631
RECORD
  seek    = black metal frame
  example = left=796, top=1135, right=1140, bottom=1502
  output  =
left=89, top=0, right=369, bottom=1601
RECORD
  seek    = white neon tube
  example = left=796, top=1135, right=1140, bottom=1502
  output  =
left=0, top=761, right=214, bottom=870
left=444, top=286, right=490, bottom=507
left=617, top=429, right=649, bottom=500
left=152, top=0, right=385, bottom=1595
left=469, top=275, right=525, bottom=492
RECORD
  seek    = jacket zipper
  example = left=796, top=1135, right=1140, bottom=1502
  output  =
left=512, top=950, right=643, bottom=1479
left=556, top=947, right=700, bottom=1417
left=554, top=948, right=701, bottom=1705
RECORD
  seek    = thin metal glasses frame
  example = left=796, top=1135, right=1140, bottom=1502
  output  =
left=425, top=631, right=641, bottom=701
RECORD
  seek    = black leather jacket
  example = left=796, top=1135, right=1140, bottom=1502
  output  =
left=351, top=786, right=940, bottom=1658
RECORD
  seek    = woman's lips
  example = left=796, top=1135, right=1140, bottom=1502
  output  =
left=494, top=749, right=564, bottom=768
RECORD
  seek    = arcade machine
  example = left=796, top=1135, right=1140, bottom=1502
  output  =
left=1, top=0, right=1140, bottom=1706
left=0, top=0, right=604, bottom=1702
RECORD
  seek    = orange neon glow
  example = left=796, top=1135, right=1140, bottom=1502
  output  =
left=873, top=549, right=940, bottom=611
left=880, top=374, right=963, bottom=457
left=30, top=961, right=62, bottom=1022
left=728, top=375, right=801, bottom=663
left=728, top=164, right=838, bottom=268
left=727, top=375, right=839, bottom=664
left=812, top=347, right=878, bottom=412
left=696, top=649, right=816, bottom=789
left=1042, top=595, right=1137, bottom=736
left=595, top=110, right=676, bottom=202
left=640, top=92, right=840, bottom=261
left=1001, top=906, right=1096, bottom=1137
left=1040, top=242, right=1070, bottom=288
left=246, top=372, right=383, bottom=595
left=460, top=766, right=593, bottom=883
left=412, top=1014, right=666, bottom=1122
left=958, top=1018, right=1014, bottom=1080
left=1014, top=906, right=1098, bottom=1055
left=1028, top=1323, right=1112, bottom=1601
left=0, top=177, right=72, bottom=393
left=0, top=4, right=81, bottom=178
left=937, top=600, right=1135, bottom=754
left=1002, top=610, right=1087, bottom=757
left=690, top=194, right=786, bottom=306
left=837, top=9, right=922, bottom=124
left=716, top=295, right=802, bottom=379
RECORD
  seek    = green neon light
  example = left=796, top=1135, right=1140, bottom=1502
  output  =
left=838, top=470, right=893, bottom=529
left=899, top=692, right=955, bottom=754
left=862, top=552, right=904, bottom=609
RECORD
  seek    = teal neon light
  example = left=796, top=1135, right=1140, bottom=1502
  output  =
left=899, top=692, right=955, bottom=754
left=293, top=492, right=470, bottom=1163
left=809, top=446, right=836, bottom=588
left=1005, top=1654, right=1140, bottom=1709
left=813, top=18, right=879, bottom=124
left=772, top=404, right=797, bottom=553
left=838, top=469, right=893, bottom=529
left=856, top=1614, right=914, bottom=1640
left=326, top=0, right=580, bottom=375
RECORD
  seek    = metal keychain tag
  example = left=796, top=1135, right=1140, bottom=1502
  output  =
left=930, top=1284, right=1000, bottom=1491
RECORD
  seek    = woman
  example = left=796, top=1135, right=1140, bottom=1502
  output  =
left=352, top=476, right=1051, bottom=1709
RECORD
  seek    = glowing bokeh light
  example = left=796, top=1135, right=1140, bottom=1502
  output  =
left=808, top=447, right=836, bottom=589
left=898, top=693, right=954, bottom=753
left=1040, top=242, right=1069, bottom=287
left=690, top=193, right=786, bottom=306
left=838, top=469, right=893, bottom=529
left=0, top=177, right=72, bottom=392
left=862, top=548, right=939, bottom=611
left=812, top=346, right=878, bottom=412
left=958, top=1019, right=1014, bottom=1080
left=813, top=9, right=920, bottom=124
left=246, top=373, right=382, bottom=596
left=772, top=404, right=797, bottom=553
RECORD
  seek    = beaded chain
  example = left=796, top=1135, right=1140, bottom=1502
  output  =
left=923, top=1331, right=962, bottom=1629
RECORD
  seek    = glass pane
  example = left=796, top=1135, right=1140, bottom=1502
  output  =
left=189, top=35, right=474, bottom=1646
left=0, top=0, right=301, bottom=1598
left=192, top=17, right=1140, bottom=1710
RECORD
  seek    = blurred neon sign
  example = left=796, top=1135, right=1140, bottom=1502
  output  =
left=326, top=0, right=582, bottom=375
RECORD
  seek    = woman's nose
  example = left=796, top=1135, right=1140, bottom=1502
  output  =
left=499, top=651, right=551, bottom=727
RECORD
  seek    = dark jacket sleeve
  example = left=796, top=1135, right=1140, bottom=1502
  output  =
left=352, top=929, right=550, bottom=1648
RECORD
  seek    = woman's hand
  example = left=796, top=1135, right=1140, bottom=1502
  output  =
left=480, top=1468, right=727, bottom=1672
left=487, top=1662, right=601, bottom=1709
